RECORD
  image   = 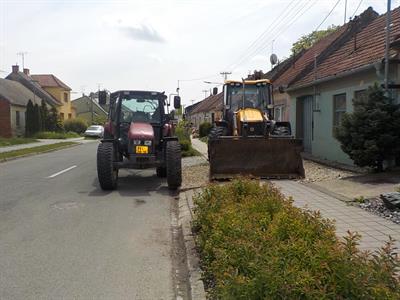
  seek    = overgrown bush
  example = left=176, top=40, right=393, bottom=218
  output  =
left=199, top=122, right=212, bottom=138
left=64, top=118, right=88, bottom=134
left=175, top=121, right=199, bottom=157
left=335, top=84, right=400, bottom=171
left=193, top=179, right=400, bottom=299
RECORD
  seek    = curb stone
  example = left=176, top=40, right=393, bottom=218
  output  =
left=179, top=189, right=206, bottom=300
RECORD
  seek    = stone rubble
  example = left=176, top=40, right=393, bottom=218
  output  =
left=356, top=198, right=400, bottom=225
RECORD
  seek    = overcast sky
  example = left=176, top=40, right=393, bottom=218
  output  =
left=0, top=0, right=397, bottom=106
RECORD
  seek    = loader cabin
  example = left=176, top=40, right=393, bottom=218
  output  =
left=224, top=79, right=273, bottom=113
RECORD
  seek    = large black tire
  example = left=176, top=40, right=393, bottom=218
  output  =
left=166, top=140, right=182, bottom=190
left=208, top=126, right=227, bottom=160
left=208, top=126, right=227, bottom=140
left=156, top=166, right=167, bottom=178
left=97, top=142, right=118, bottom=190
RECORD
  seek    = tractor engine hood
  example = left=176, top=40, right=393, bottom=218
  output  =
left=237, top=108, right=264, bottom=122
left=128, top=122, right=154, bottom=140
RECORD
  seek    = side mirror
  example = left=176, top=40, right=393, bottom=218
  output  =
left=99, top=91, right=107, bottom=105
left=173, top=96, right=181, bottom=109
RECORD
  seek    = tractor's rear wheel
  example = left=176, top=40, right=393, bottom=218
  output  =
left=156, top=166, right=167, bottom=177
left=97, top=142, right=118, bottom=190
left=208, top=126, right=227, bottom=160
left=208, top=126, right=227, bottom=140
left=166, top=140, right=182, bottom=190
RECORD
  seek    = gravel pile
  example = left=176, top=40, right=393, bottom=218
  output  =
left=182, top=156, right=209, bottom=190
left=356, top=198, right=400, bottom=224
left=301, top=160, right=356, bottom=183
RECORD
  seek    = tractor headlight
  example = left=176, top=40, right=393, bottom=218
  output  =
left=133, top=140, right=141, bottom=145
left=144, top=140, right=152, bottom=146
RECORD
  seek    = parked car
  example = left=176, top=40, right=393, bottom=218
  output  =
left=84, top=125, right=104, bottom=138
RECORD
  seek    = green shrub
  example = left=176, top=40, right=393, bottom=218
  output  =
left=35, top=131, right=80, bottom=139
left=179, top=139, right=190, bottom=152
left=193, top=179, right=400, bottom=299
left=175, top=121, right=199, bottom=157
left=335, top=84, right=400, bottom=171
left=199, top=122, right=212, bottom=138
left=64, top=118, right=88, bottom=134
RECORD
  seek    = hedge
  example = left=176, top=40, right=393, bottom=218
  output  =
left=199, top=122, right=212, bottom=138
left=193, top=179, right=400, bottom=299
left=64, top=118, right=88, bottom=134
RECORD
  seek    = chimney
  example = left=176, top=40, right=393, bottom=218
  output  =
left=23, top=68, right=30, bottom=76
left=12, top=65, right=19, bottom=73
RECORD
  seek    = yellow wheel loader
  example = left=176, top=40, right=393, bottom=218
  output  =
left=208, top=79, right=304, bottom=179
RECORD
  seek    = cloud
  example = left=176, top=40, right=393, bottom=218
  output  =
left=120, top=24, right=165, bottom=43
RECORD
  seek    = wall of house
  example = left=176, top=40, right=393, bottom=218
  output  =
left=273, top=92, right=290, bottom=121
left=10, top=105, right=26, bottom=137
left=0, top=98, right=12, bottom=138
left=45, top=87, right=75, bottom=120
left=289, top=69, right=380, bottom=165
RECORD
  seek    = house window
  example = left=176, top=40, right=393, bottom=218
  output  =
left=16, top=111, right=20, bottom=127
left=333, top=93, right=346, bottom=127
left=68, top=113, right=72, bottom=119
left=64, top=93, right=68, bottom=102
left=354, top=89, right=367, bottom=102
left=60, top=112, right=64, bottom=120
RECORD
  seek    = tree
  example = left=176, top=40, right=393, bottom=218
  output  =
left=335, top=84, right=400, bottom=171
left=291, top=25, right=339, bottom=54
left=33, top=104, right=41, bottom=134
left=25, top=100, right=34, bottom=137
left=47, top=107, right=64, bottom=132
left=40, top=100, right=49, bottom=131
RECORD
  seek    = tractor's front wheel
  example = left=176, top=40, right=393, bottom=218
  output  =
left=156, top=166, right=167, bottom=177
left=166, top=140, right=182, bottom=190
left=97, top=142, right=118, bottom=190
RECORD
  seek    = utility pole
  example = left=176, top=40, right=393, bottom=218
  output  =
left=220, top=71, right=231, bottom=81
left=202, top=89, right=208, bottom=99
left=17, top=52, right=28, bottom=69
left=384, top=0, right=391, bottom=93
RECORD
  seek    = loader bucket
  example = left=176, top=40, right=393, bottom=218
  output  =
left=208, top=137, right=305, bottom=179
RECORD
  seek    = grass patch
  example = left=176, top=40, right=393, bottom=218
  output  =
left=199, top=136, right=208, bottom=143
left=176, top=122, right=199, bottom=157
left=193, top=179, right=400, bottom=299
left=35, top=131, right=80, bottom=139
left=0, top=137, right=38, bottom=147
left=0, top=142, right=78, bottom=161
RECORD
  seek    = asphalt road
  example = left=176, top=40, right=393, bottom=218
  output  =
left=0, top=141, right=188, bottom=299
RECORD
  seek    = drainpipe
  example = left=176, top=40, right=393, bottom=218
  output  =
left=384, top=0, right=392, bottom=93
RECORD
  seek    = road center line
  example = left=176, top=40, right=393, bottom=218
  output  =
left=47, top=165, right=77, bottom=178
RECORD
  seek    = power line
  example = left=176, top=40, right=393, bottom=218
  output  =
left=351, top=0, right=363, bottom=19
left=229, top=0, right=318, bottom=70
left=315, top=0, right=342, bottom=31
left=244, top=0, right=317, bottom=64
left=224, top=0, right=298, bottom=70
left=257, top=0, right=318, bottom=55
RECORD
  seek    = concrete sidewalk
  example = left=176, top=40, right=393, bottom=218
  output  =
left=191, top=138, right=208, bottom=158
left=272, top=180, right=400, bottom=251
left=190, top=138, right=400, bottom=252
left=0, top=137, right=90, bottom=153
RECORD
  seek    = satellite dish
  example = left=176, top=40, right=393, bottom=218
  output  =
left=270, top=53, right=278, bottom=65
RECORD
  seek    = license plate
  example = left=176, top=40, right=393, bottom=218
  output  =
left=135, top=145, right=149, bottom=154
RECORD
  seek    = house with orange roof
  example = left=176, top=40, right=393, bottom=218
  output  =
left=31, top=74, right=75, bottom=120
left=281, top=6, right=400, bottom=164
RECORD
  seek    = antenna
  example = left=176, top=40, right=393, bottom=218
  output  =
left=202, top=89, right=208, bottom=99
left=220, top=71, right=231, bottom=81
left=16, top=51, right=28, bottom=69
